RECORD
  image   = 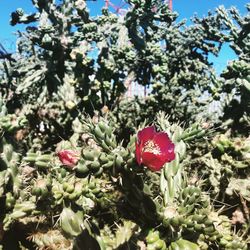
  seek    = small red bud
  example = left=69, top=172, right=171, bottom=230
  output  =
left=57, top=150, right=79, bottom=168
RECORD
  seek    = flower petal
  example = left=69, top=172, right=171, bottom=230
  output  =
left=137, top=126, right=156, bottom=143
left=153, top=132, right=171, bottom=149
left=141, top=151, right=166, bottom=171
left=135, top=142, right=142, bottom=165
left=153, top=132, right=175, bottom=161
left=58, top=150, right=79, bottom=167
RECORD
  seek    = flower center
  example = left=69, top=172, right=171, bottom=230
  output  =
left=143, top=140, right=161, bottom=155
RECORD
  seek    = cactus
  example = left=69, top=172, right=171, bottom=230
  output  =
left=0, top=0, right=249, bottom=249
left=146, top=230, right=167, bottom=250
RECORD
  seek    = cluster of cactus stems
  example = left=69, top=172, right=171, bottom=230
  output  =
left=0, top=111, right=248, bottom=249
left=0, top=0, right=249, bottom=249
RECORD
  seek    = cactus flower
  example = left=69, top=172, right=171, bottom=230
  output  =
left=57, top=150, right=79, bottom=168
left=135, top=126, right=175, bottom=171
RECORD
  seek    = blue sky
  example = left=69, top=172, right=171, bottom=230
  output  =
left=0, top=0, right=249, bottom=72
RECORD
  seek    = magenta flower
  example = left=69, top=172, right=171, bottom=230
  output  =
left=57, top=150, right=79, bottom=168
left=135, top=126, right=175, bottom=171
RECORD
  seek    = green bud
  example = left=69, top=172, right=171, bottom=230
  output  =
left=163, top=219, right=170, bottom=227
left=154, top=239, right=166, bottom=249
left=185, top=219, right=193, bottom=227
left=99, top=153, right=109, bottom=164
left=31, top=186, right=41, bottom=196
left=23, top=156, right=37, bottom=162
left=176, top=239, right=200, bottom=250
left=204, top=219, right=213, bottom=226
left=219, top=238, right=228, bottom=247
left=105, top=136, right=116, bottom=148
left=11, top=210, right=26, bottom=219
left=94, top=126, right=105, bottom=139
left=35, top=161, right=48, bottom=169
left=105, top=126, right=113, bottom=136
left=171, top=217, right=180, bottom=227
left=66, top=185, right=75, bottom=194
left=223, top=235, right=233, bottom=241
left=14, top=201, right=36, bottom=212
left=60, top=208, right=83, bottom=237
left=89, top=161, right=101, bottom=170
left=36, top=154, right=52, bottom=162
left=68, top=193, right=78, bottom=200
left=5, top=192, right=15, bottom=209
left=88, top=182, right=96, bottom=189
left=4, top=145, right=13, bottom=162
left=209, top=235, right=218, bottom=241
left=204, top=226, right=215, bottom=234
left=98, top=121, right=109, bottom=133
left=146, top=231, right=160, bottom=244
left=192, top=214, right=206, bottom=223
left=54, top=192, right=63, bottom=200
left=216, top=143, right=225, bottom=153
left=26, top=152, right=38, bottom=157
left=76, top=164, right=89, bottom=174
left=194, top=223, right=203, bottom=231
left=63, top=183, right=69, bottom=191
left=114, top=155, right=123, bottom=168
left=91, top=188, right=100, bottom=194
left=82, top=151, right=95, bottom=161
left=101, top=141, right=110, bottom=152
left=169, top=242, right=180, bottom=250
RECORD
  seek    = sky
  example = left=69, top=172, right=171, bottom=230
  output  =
left=0, top=0, right=249, bottom=72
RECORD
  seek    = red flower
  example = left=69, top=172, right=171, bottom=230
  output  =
left=135, top=126, right=175, bottom=171
left=57, top=150, right=79, bottom=168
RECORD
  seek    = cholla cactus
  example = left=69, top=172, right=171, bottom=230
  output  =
left=0, top=108, right=249, bottom=248
left=0, top=1, right=249, bottom=249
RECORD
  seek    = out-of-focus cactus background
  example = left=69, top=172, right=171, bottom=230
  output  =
left=0, top=0, right=249, bottom=249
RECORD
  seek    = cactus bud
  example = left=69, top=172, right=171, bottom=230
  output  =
left=57, top=150, right=80, bottom=168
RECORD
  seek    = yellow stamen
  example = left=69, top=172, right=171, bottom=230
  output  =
left=143, top=140, right=161, bottom=155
